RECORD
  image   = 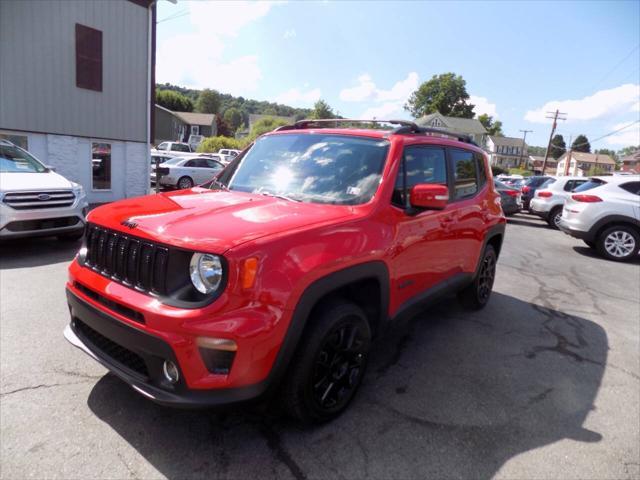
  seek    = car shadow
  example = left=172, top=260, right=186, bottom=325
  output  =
left=572, top=245, right=640, bottom=265
left=87, top=292, right=607, bottom=480
left=0, top=236, right=80, bottom=269
left=506, top=216, right=549, bottom=229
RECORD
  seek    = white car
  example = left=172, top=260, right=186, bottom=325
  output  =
left=150, top=142, right=193, bottom=157
left=0, top=140, right=88, bottom=240
left=151, top=155, right=225, bottom=190
left=559, top=175, right=640, bottom=261
left=218, top=149, right=241, bottom=164
left=529, top=176, right=590, bottom=228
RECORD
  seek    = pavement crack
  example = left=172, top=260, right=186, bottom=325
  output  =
left=528, top=387, right=553, bottom=405
left=0, top=381, right=90, bottom=397
left=258, top=423, right=307, bottom=480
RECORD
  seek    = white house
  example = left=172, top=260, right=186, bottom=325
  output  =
left=415, top=113, right=488, bottom=146
left=556, top=151, right=615, bottom=177
left=0, top=0, right=156, bottom=203
left=486, top=136, right=527, bottom=168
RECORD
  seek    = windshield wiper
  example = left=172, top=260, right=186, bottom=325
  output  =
left=260, top=191, right=301, bottom=202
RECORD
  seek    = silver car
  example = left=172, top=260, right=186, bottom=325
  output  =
left=151, top=155, right=226, bottom=189
left=0, top=140, right=88, bottom=240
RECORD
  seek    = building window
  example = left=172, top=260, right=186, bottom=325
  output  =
left=92, top=143, right=111, bottom=189
left=76, top=24, right=102, bottom=92
left=191, top=125, right=200, bottom=135
left=0, top=132, right=28, bottom=150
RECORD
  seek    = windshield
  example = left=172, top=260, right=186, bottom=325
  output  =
left=0, top=144, right=47, bottom=173
left=573, top=178, right=607, bottom=192
left=225, top=134, right=389, bottom=205
left=540, top=178, right=556, bottom=188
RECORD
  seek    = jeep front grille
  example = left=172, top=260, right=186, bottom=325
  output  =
left=84, top=224, right=169, bottom=295
left=2, top=190, right=75, bottom=209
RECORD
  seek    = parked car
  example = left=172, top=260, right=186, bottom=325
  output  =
left=521, top=175, right=554, bottom=210
left=64, top=119, right=506, bottom=423
left=188, top=135, right=205, bottom=152
left=218, top=148, right=241, bottom=164
left=529, top=176, right=589, bottom=228
left=150, top=155, right=225, bottom=189
left=496, top=174, right=524, bottom=187
left=150, top=142, right=193, bottom=157
left=559, top=176, right=640, bottom=261
left=0, top=140, right=87, bottom=240
left=494, top=180, right=522, bottom=215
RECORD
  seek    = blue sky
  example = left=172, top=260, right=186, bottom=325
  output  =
left=156, top=1, right=640, bottom=149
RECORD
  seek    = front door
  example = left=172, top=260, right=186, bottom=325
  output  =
left=387, top=145, right=459, bottom=312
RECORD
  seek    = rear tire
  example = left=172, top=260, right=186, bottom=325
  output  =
left=596, top=225, right=639, bottom=262
left=177, top=176, right=194, bottom=189
left=547, top=207, right=562, bottom=229
left=458, top=245, right=497, bottom=310
left=281, top=300, right=371, bottom=424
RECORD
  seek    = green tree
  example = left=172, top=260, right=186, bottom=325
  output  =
left=571, top=134, right=591, bottom=153
left=310, top=99, right=335, bottom=119
left=195, top=89, right=221, bottom=114
left=527, top=145, right=547, bottom=156
left=404, top=73, right=475, bottom=118
left=248, top=117, right=289, bottom=140
left=550, top=134, right=566, bottom=160
left=617, top=145, right=639, bottom=158
left=156, top=89, right=193, bottom=112
left=594, top=148, right=617, bottom=162
left=477, top=114, right=503, bottom=136
left=215, top=115, right=234, bottom=137
left=223, top=108, right=243, bottom=132
left=197, top=136, right=244, bottom=153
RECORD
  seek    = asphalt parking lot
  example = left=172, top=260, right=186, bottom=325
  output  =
left=1, top=213, right=639, bottom=480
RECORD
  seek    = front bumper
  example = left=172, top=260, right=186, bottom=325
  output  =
left=0, top=196, right=88, bottom=239
left=64, top=288, right=267, bottom=408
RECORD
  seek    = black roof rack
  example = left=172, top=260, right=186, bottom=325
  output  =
left=273, top=118, right=477, bottom=145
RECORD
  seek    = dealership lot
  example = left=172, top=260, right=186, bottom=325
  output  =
left=1, top=213, right=638, bottom=480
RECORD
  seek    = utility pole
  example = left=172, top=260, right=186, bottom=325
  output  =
left=518, top=129, right=532, bottom=169
left=563, top=135, right=573, bottom=176
left=542, top=109, right=567, bottom=174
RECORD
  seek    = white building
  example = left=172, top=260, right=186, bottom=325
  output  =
left=486, top=136, right=528, bottom=168
left=415, top=113, right=488, bottom=146
left=0, top=0, right=156, bottom=203
left=556, top=152, right=616, bottom=177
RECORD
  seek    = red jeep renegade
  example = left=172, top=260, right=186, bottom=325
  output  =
left=64, top=120, right=505, bottom=423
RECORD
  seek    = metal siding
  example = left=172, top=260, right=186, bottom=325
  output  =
left=0, top=0, right=148, bottom=142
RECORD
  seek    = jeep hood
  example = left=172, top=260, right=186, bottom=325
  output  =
left=88, top=188, right=355, bottom=253
left=0, top=171, right=73, bottom=192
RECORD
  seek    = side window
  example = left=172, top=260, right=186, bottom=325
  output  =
left=183, top=160, right=196, bottom=167
left=475, top=153, right=487, bottom=188
left=392, top=146, right=447, bottom=207
left=157, top=142, right=168, bottom=151
left=172, top=144, right=190, bottom=152
left=450, top=149, right=478, bottom=200
left=206, top=159, right=223, bottom=170
left=620, top=182, right=640, bottom=195
left=563, top=180, right=574, bottom=192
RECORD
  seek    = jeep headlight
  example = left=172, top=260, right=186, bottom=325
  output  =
left=189, top=253, right=223, bottom=294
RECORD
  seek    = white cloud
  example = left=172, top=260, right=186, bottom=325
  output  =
left=605, top=122, right=640, bottom=146
left=341, top=73, right=419, bottom=119
left=274, top=87, right=322, bottom=107
left=524, top=84, right=640, bottom=123
left=469, top=95, right=498, bottom=118
left=283, top=29, right=296, bottom=40
left=156, top=2, right=280, bottom=94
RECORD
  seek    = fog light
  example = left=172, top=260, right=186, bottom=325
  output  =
left=162, top=360, right=179, bottom=383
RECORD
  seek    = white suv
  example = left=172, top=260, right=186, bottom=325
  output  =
left=559, top=176, right=640, bottom=261
left=529, top=176, right=589, bottom=228
left=0, top=140, right=88, bottom=240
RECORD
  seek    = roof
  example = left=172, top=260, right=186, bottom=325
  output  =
left=416, top=113, right=487, bottom=135
left=621, top=150, right=640, bottom=163
left=172, top=111, right=215, bottom=126
left=558, top=151, right=616, bottom=165
left=488, top=135, right=526, bottom=147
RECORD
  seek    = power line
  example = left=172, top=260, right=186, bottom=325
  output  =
left=157, top=9, right=189, bottom=24
left=587, top=43, right=640, bottom=94
left=542, top=110, right=567, bottom=174
left=560, top=120, right=640, bottom=151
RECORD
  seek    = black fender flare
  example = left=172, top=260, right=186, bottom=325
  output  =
left=473, top=223, right=506, bottom=278
left=264, top=261, right=390, bottom=393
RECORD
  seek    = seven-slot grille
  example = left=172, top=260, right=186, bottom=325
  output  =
left=84, top=224, right=169, bottom=295
left=2, top=190, right=75, bottom=209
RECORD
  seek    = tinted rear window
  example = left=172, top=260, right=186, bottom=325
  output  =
left=540, top=178, right=556, bottom=188
left=620, top=181, right=640, bottom=195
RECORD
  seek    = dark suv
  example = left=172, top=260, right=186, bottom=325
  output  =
left=64, top=120, right=506, bottom=423
left=521, top=175, right=553, bottom=210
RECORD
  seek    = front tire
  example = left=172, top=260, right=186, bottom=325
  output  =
left=281, top=300, right=371, bottom=424
left=458, top=244, right=497, bottom=310
left=597, top=225, right=639, bottom=262
left=177, top=176, right=194, bottom=189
